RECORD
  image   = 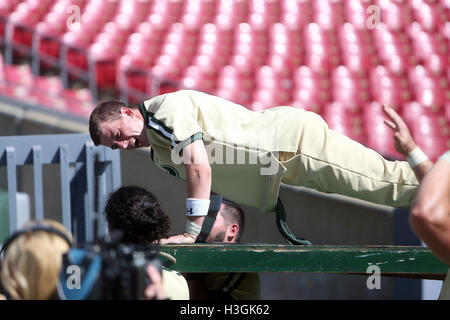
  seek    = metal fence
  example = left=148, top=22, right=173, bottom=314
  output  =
left=0, top=133, right=121, bottom=243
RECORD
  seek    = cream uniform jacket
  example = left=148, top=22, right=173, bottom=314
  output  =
left=140, top=90, right=419, bottom=212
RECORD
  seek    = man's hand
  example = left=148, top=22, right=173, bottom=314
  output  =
left=382, top=104, right=417, bottom=157
left=382, top=104, right=433, bottom=181
left=159, top=233, right=196, bottom=244
left=144, top=265, right=167, bottom=300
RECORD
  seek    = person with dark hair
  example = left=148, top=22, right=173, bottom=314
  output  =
left=105, top=186, right=170, bottom=244
left=104, top=186, right=189, bottom=300
left=90, top=90, right=419, bottom=244
left=105, top=186, right=260, bottom=300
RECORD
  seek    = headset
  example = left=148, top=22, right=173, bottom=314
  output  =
left=0, top=223, right=73, bottom=299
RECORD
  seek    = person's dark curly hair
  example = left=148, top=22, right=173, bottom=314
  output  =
left=104, top=186, right=171, bottom=244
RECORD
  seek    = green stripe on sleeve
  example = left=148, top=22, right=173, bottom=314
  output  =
left=172, top=132, right=204, bottom=151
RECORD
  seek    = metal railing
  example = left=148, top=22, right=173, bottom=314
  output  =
left=0, top=133, right=121, bottom=243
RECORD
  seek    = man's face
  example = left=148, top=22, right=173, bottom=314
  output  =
left=99, top=108, right=149, bottom=150
left=207, top=206, right=238, bottom=243
left=207, top=211, right=227, bottom=242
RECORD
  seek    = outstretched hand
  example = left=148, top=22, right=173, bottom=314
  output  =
left=159, top=233, right=196, bottom=244
left=382, top=104, right=417, bottom=157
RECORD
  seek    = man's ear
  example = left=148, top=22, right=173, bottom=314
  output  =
left=119, top=107, right=134, bottom=117
left=226, top=223, right=239, bottom=242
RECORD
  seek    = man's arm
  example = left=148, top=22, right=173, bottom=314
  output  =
left=409, top=154, right=450, bottom=266
left=382, top=105, right=433, bottom=181
left=160, top=139, right=213, bottom=244
left=183, top=139, right=212, bottom=227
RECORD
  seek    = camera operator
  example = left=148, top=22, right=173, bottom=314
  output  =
left=104, top=186, right=190, bottom=300
left=0, top=219, right=167, bottom=300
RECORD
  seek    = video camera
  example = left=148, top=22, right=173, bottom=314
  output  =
left=57, top=231, right=162, bottom=300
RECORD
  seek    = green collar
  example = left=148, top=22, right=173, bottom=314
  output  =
left=138, top=102, right=154, bottom=127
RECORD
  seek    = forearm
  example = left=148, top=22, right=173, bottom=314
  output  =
left=160, top=158, right=211, bottom=244
left=159, top=162, right=212, bottom=244
left=410, top=157, right=450, bottom=265
left=185, top=162, right=212, bottom=226
left=185, top=164, right=211, bottom=199
left=412, top=159, right=434, bottom=182
left=181, top=139, right=212, bottom=226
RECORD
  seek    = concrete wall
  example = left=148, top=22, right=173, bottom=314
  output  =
left=0, top=100, right=424, bottom=299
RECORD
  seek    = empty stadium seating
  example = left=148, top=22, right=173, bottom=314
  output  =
left=0, top=0, right=449, bottom=161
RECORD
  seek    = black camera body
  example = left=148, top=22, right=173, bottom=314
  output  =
left=57, top=231, right=162, bottom=300
left=100, top=242, right=162, bottom=300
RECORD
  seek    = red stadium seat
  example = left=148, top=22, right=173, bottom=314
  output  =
left=117, top=50, right=156, bottom=104
left=268, top=23, right=304, bottom=67
left=61, top=20, right=99, bottom=87
left=413, top=0, right=447, bottom=32
left=88, top=41, right=121, bottom=93
left=216, top=0, right=249, bottom=25
left=292, top=65, right=331, bottom=110
left=255, top=64, right=292, bottom=91
left=183, top=0, right=217, bottom=25
left=408, top=66, right=449, bottom=111
left=323, top=101, right=366, bottom=143
left=0, top=0, right=21, bottom=45
left=5, top=1, right=53, bottom=62
left=379, top=0, right=414, bottom=31
left=410, top=113, right=449, bottom=137
left=1, top=62, right=32, bottom=98
left=197, top=23, right=233, bottom=66
left=331, top=66, right=370, bottom=110
left=217, top=64, right=255, bottom=93
left=312, top=0, right=345, bottom=30
left=152, top=0, right=184, bottom=24
left=181, top=64, right=218, bottom=94
left=215, top=62, right=254, bottom=106
left=250, top=87, right=291, bottom=111
left=151, top=62, right=181, bottom=95
left=446, top=103, right=450, bottom=121
left=63, top=87, right=94, bottom=118
left=369, top=66, right=412, bottom=107
left=343, top=0, right=374, bottom=30
left=401, top=101, right=427, bottom=126
left=30, top=75, right=66, bottom=112
left=215, top=87, right=253, bottom=106
left=34, top=18, right=66, bottom=72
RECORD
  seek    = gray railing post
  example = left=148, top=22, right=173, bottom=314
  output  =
left=5, top=146, right=17, bottom=233
left=32, top=145, right=44, bottom=221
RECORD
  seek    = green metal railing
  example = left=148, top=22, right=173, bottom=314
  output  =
left=161, top=244, right=448, bottom=280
